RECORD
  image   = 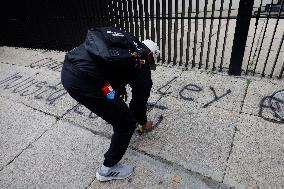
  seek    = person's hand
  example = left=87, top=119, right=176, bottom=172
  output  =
left=119, top=93, right=125, bottom=99
left=119, top=90, right=127, bottom=101
left=142, top=121, right=154, bottom=132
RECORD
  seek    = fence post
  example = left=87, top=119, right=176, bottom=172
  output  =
left=228, top=0, right=254, bottom=75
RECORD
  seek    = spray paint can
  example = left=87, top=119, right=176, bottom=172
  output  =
left=102, top=84, right=115, bottom=100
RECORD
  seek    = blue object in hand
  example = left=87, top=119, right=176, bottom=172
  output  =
left=106, top=91, right=115, bottom=100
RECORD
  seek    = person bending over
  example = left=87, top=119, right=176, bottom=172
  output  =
left=61, top=27, right=160, bottom=181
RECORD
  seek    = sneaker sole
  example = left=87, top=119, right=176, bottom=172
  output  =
left=96, top=171, right=133, bottom=182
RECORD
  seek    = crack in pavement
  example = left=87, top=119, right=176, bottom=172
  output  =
left=68, top=119, right=231, bottom=189
left=59, top=103, right=80, bottom=119
left=0, top=98, right=60, bottom=172
left=61, top=119, right=112, bottom=140
left=65, top=118, right=231, bottom=189
left=220, top=121, right=238, bottom=185
left=21, top=102, right=60, bottom=119
left=131, top=147, right=232, bottom=189
left=239, top=79, right=251, bottom=114
left=219, top=80, right=250, bottom=185
left=0, top=121, right=58, bottom=172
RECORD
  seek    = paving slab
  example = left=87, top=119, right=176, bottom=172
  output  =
left=0, top=119, right=229, bottom=189
left=0, top=96, right=57, bottom=171
left=223, top=114, right=284, bottom=188
left=88, top=149, right=228, bottom=189
left=0, top=63, right=77, bottom=117
left=165, top=69, right=247, bottom=113
left=130, top=96, right=238, bottom=182
left=0, top=120, right=109, bottom=189
left=242, top=77, right=284, bottom=123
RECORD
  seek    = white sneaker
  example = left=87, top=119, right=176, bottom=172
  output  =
left=96, top=164, right=134, bottom=182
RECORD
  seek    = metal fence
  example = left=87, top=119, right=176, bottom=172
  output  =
left=0, top=0, right=111, bottom=50
left=111, top=0, right=237, bottom=71
left=1, top=0, right=284, bottom=78
left=243, top=0, right=284, bottom=78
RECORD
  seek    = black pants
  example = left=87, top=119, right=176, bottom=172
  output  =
left=61, top=62, right=152, bottom=167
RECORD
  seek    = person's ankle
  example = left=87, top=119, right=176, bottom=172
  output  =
left=101, top=164, right=111, bottom=174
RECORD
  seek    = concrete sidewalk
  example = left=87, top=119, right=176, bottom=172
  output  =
left=0, top=46, right=283, bottom=189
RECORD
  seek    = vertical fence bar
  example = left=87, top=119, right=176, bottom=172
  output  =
left=104, top=0, right=112, bottom=26
left=26, top=0, right=33, bottom=48
left=220, top=0, right=233, bottom=71
left=229, top=0, right=254, bottom=76
left=213, top=0, right=225, bottom=70
left=66, top=1, right=76, bottom=49
left=100, top=0, right=107, bottom=26
left=121, top=0, right=126, bottom=29
left=150, top=0, right=155, bottom=41
left=249, top=18, right=266, bottom=73
left=123, top=1, right=129, bottom=32
left=245, top=6, right=262, bottom=74
left=168, top=0, right=172, bottom=64
left=48, top=2, right=55, bottom=49
left=133, top=0, right=140, bottom=38
left=38, top=1, right=46, bottom=48
left=192, top=0, right=199, bottom=68
left=161, top=0, right=166, bottom=63
left=272, top=32, right=284, bottom=78
left=185, top=0, right=192, bottom=68
left=205, top=0, right=217, bottom=69
left=179, top=0, right=185, bottom=66
left=109, top=0, right=115, bottom=26
left=144, top=0, right=150, bottom=39
left=156, top=0, right=161, bottom=48
left=121, top=0, right=125, bottom=29
left=245, top=0, right=263, bottom=73
left=252, top=0, right=274, bottom=75
left=199, top=0, right=209, bottom=69
left=112, top=1, right=119, bottom=28
left=278, top=58, right=284, bottom=79
left=279, top=61, right=284, bottom=79
left=138, top=0, right=145, bottom=41
left=128, top=0, right=134, bottom=34
left=117, top=0, right=123, bottom=29
left=95, top=0, right=101, bottom=26
left=102, top=0, right=112, bottom=26
left=262, top=0, right=284, bottom=77
left=173, top=0, right=178, bottom=64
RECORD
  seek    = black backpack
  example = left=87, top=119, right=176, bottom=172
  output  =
left=84, top=27, right=152, bottom=68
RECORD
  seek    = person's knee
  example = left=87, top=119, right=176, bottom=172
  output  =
left=144, top=79, right=153, bottom=93
left=123, top=120, right=137, bottom=134
left=114, top=116, right=137, bottom=135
